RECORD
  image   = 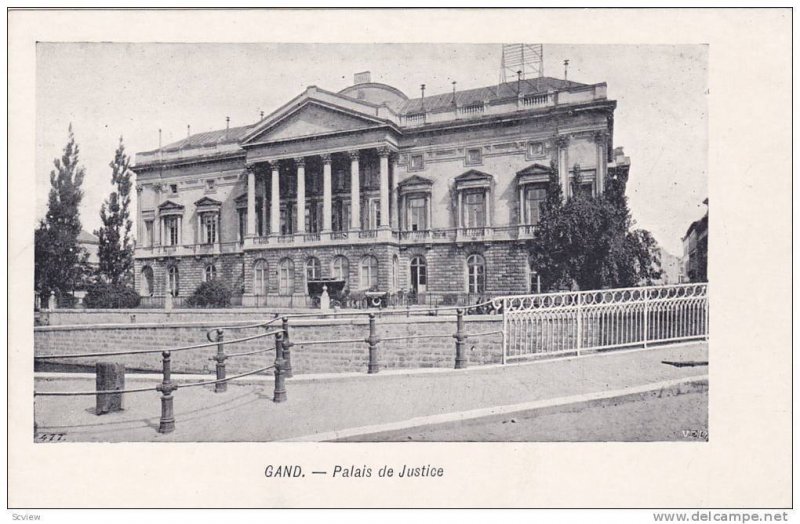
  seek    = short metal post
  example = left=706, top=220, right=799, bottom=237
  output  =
left=273, top=332, right=287, bottom=403
left=210, top=329, right=227, bottom=393
left=454, top=308, right=467, bottom=369
left=643, top=290, right=650, bottom=349
left=366, top=313, right=380, bottom=374
left=281, top=316, right=293, bottom=378
left=157, top=351, right=177, bottom=433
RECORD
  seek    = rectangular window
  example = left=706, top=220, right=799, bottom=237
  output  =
left=409, top=154, right=424, bottom=171
left=579, top=182, right=594, bottom=198
left=165, top=217, right=179, bottom=246
left=525, top=185, right=548, bottom=225
left=280, top=204, right=294, bottom=235
left=466, top=148, right=482, bottom=166
left=205, top=179, right=215, bottom=192
left=144, top=220, right=154, bottom=247
left=368, top=198, right=381, bottom=230
left=203, top=214, right=217, bottom=244
left=169, top=184, right=178, bottom=195
left=463, top=191, right=486, bottom=228
left=527, top=142, right=545, bottom=159
left=407, top=197, right=427, bottom=231
left=238, top=210, right=246, bottom=243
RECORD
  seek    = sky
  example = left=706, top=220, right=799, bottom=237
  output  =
left=36, top=43, right=707, bottom=255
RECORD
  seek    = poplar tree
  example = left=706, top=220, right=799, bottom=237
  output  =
left=34, top=124, right=87, bottom=303
left=95, top=137, right=133, bottom=284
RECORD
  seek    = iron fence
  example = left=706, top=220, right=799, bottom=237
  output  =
left=493, top=283, right=708, bottom=362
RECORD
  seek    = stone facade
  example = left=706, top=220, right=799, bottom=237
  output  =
left=132, top=72, right=630, bottom=304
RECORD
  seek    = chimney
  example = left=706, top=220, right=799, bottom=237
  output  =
left=158, top=128, right=162, bottom=149
left=563, top=59, right=570, bottom=81
left=226, top=116, right=230, bottom=131
left=354, top=71, right=371, bottom=85
left=260, top=110, right=265, bottom=121
left=187, top=124, right=191, bottom=137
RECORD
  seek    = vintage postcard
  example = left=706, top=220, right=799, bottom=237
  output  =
left=7, top=7, right=792, bottom=513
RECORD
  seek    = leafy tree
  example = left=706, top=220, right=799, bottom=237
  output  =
left=95, top=137, right=134, bottom=284
left=34, top=124, right=87, bottom=304
left=187, top=280, right=233, bottom=308
left=529, top=161, right=662, bottom=292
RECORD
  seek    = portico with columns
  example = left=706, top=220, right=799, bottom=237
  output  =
left=133, top=73, right=628, bottom=306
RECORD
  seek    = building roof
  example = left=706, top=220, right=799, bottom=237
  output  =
left=147, top=76, right=588, bottom=154
left=400, top=77, right=587, bottom=114
left=77, top=230, right=99, bottom=244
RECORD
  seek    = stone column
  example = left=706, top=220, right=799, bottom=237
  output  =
left=154, top=184, right=163, bottom=247
left=246, top=165, right=256, bottom=240
left=349, top=151, right=360, bottom=231
left=135, top=184, right=143, bottom=245
left=390, top=155, right=398, bottom=230
left=378, top=147, right=390, bottom=229
left=594, top=131, right=608, bottom=194
left=295, top=157, right=306, bottom=235
left=270, top=162, right=280, bottom=236
left=322, top=153, right=333, bottom=233
left=261, top=173, right=268, bottom=237
left=556, top=135, right=570, bottom=201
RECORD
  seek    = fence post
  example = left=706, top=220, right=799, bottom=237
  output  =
left=643, top=289, right=650, bottom=349
left=210, top=329, right=227, bottom=393
left=453, top=308, right=467, bottom=369
left=273, top=332, right=287, bottom=403
left=501, top=299, right=508, bottom=365
left=576, top=294, right=583, bottom=356
left=156, top=351, right=177, bottom=433
left=366, top=313, right=380, bottom=374
left=281, top=316, right=293, bottom=378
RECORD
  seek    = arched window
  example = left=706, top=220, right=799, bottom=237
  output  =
left=331, top=255, right=349, bottom=284
left=410, top=256, right=427, bottom=294
left=466, top=254, right=486, bottom=294
left=204, top=264, right=217, bottom=282
left=167, top=266, right=180, bottom=297
left=253, top=259, right=268, bottom=296
left=359, top=255, right=378, bottom=290
left=305, top=257, right=321, bottom=283
left=141, top=266, right=154, bottom=296
left=278, top=258, right=295, bottom=296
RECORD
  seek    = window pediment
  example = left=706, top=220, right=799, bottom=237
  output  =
left=454, top=169, right=492, bottom=190
left=158, top=199, right=185, bottom=216
left=517, top=163, right=554, bottom=186
left=398, top=175, right=433, bottom=194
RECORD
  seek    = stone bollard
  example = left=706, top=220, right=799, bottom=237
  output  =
left=49, top=291, right=57, bottom=311
left=156, top=351, right=177, bottom=433
left=210, top=329, right=227, bottom=393
left=453, top=308, right=467, bottom=369
left=281, top=317, right=293, bottom=378
left=366, top=313, right=380, bottom=374
left=273, top=332, right=287, bottom=403
left=95, top=362, right=125, bottom=415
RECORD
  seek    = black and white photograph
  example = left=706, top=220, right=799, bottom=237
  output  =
left=8, top=7, right=791, bottom=513
left=31, top=41, right=709, bottom=443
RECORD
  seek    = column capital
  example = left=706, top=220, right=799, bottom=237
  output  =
left=593, top=130, right=609, bottom=144
left=377, top=146, right=392, bottom=158
left=555, top=134, right=571, bottom=148
left=320, top=153, right=332, bottom=164
left=135, top=184, right=144, bottom=194
left=293, top=157, right=306, bottom=167
left=348, top=150, right=361, bottom=161
left=245, top=163, right=257, bottom=174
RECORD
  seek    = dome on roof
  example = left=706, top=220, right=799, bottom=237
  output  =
left=338, top=82, right=408, bottom=111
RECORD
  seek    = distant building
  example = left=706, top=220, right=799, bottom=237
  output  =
left=77, top=229, right=99, bottom=268
left=657, top=248, right=684, bottom=284
left=132, top=69, right=631, bottom=305
left=682, top=199, right=708, bottom=282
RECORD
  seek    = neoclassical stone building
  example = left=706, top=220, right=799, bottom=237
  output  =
left=133, top=72, right=631, bottom=306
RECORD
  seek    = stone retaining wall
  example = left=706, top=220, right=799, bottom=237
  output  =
left=34, top=315, right=504, bottom=375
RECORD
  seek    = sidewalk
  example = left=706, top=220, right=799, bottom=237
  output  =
left=33, top=341, right=708, bottom=442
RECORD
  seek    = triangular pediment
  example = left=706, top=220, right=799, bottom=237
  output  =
left=244, top=100, right=387, bottom=145
left=455, top=169, right=493, bottom=182
left=516, top=163, right=553, bottom=177
left=158, top=200, right=184, bottom=210
left=194, top=196, right=222, bottom=207
left=398, top=175, right=433, bottom=187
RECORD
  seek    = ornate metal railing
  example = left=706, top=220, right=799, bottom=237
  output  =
left=493, top=283, right=709, bottom=362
